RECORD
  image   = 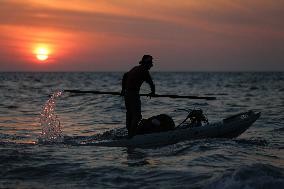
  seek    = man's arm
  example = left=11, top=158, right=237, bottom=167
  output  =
left=145, top=72, right=155, bottom=94
left=121, top=72, right=128, bottom=95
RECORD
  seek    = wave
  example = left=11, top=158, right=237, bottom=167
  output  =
left=37, top=127, right=128, bottom=145
left=5, top=105, right=19, bottom=109
left=0, top=133, right=29, bottom=141
left=205, top=164, right=284, bottom=189
left=274, top=127, right=284, bottom=132
left=234, top=138, right=268, bottom=146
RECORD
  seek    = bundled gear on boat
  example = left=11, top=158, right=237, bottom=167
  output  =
left=136, top=114, right=175, bottom=135
left=135, top=109, right=208, bottom=135
left=177, top=109, right=209, bottom=128
left=186, top=109, right=208, bottom=127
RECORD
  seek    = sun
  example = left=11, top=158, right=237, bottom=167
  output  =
left=36, top=48, right=49, bottom=61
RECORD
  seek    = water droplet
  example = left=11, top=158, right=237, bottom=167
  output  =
left=39, top=90, right=64, bottom=143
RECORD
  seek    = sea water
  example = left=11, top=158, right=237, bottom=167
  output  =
left=0, top=72, right=283, bottom=188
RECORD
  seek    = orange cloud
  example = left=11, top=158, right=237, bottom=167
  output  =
left=0, top=0, right=283, bottom=71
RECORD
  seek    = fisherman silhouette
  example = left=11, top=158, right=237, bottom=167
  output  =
left=121, top=55, right=155, bottom=137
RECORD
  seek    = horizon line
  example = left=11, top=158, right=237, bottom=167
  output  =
left=0, top=70, right=283, bottom=73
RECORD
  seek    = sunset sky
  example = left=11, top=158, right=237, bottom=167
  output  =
left=0, top=0, right=283, bottom=71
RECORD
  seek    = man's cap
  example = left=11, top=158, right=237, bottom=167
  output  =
left=139, top=55, right=153, bottom=65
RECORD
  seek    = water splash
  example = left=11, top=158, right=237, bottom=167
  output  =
left=39, top=90, right=63, bottom=143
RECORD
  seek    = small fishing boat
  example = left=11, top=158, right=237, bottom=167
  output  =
left=87, top=110, right=261, bottom=148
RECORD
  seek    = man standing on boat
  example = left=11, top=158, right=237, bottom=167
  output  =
left=121, top=55, right=155, bottom=137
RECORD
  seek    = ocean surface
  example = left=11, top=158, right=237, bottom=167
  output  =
left=0, top=72, right=283, bottom=189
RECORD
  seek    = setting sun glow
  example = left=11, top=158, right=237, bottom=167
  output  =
left=36, top=48, right=49, bottom=61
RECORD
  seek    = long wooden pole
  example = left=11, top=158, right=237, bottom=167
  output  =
left=64, top=90, right=216, bottom=100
